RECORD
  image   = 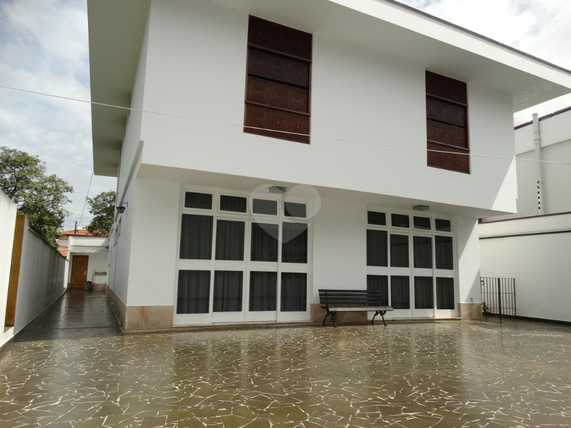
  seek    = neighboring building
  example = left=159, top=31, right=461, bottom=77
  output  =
left=480, top=108, right=571, bottom=323
left=57, top=230, right=109, bottom=290
left=514, top=107, right=571, bottom=216
left=87, top=0, right=571, bottom=331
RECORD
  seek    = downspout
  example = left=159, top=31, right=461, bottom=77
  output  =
left=532, top=114, right=544, bottom=215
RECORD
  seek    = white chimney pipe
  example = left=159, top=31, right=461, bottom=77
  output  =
left=532, top=113, right=544, bottom=215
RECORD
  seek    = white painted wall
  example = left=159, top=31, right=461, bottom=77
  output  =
left=122, top=176, right=476, bottom=322
left=124, top=177, right=179, bottom=307
left=135, top=0, right=516, bottom=214
left=312, top=194, right=366, bottom=296
left=454, top=216, right=481, bottom=304
left=14, top=219, right=67, bottom=334
left=516, top=142, right=571, bottom=215
left=0, top=192, right=17, bottom=347
left=515, top=110, right=571, bottom=216
left=480, top=214, right=571, bottom=322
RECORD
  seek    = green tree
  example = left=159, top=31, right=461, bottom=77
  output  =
left=87, top=191, right=116, bottom=236
left=0, top=147, right=72, bottom=244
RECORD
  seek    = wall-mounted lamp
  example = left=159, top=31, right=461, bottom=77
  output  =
left=413, top=204, right=430, bottom=212
left=268, top=185, right=288, bottom=194
left=116, top=205, right=127, bottom=214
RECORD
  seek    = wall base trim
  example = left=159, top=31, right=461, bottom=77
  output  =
left=460, top=303, right=483, bottom=320
left=106, top=288, right=174, bottom=332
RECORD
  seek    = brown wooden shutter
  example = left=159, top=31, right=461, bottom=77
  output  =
left=244, top=16, right=312, bottom=144
left=426, top=71, right=470, bottom=173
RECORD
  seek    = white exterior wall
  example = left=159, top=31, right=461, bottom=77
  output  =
left=125, top=177, right=179, bottom=307
left=136, top=0, right=516, bottom=214
left=14, top=220, right=67, bottom=334
left=0, top=192, right=17, bottom=347
left=480, top=214, right=571, bottom=322
left=123, top=176, right=477, bottom=321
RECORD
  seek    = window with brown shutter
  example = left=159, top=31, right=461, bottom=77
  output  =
left=426, top=71, right=470, bottom=173
left=244, top=16, right=312, bottom=144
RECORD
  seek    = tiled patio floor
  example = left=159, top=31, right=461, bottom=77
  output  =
left=1, top=292, right=571, bottom=427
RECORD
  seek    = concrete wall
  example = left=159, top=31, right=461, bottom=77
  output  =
left=479, top=214, right=571, bottom=322
left=14, top=220, right=67, bottom=333
left=0, top=192, right=17, bottom=347
left=136, top=0, right=516, bottom=214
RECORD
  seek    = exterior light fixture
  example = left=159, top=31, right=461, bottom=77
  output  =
left=268, top=186, right=288, bottom=194
left=413, top=204, right=430, bottom=212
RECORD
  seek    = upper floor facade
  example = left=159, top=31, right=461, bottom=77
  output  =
left=88, top=0, right=571, bottom=216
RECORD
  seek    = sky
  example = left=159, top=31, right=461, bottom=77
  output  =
left=0, top=0, right=570, bottom=229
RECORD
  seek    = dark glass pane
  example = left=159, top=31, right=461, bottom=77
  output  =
left=249, top=272, right=277, bottom=311
left=281, top=273, right=306, bottom=312
left=391, top=214, right=410, bottom=228
left=391, top=276, right=410, bottom=309
left=413, top=216, right=431, bottom=230
left=180, top=214, right=213, bottom=260
left=282, top=223, right=308, bottom=263
left=435, top=236, right=454, bottom=269
left=215, top=220, right=245, bottom=261
left=251, top=223, right=278, bottom=262
left=390, top=234, right=409, bottom=268
left=284, top=202, right=307, bottom=218
left=367, top=275, right=388, bottom=306
left=185, top=192, right=212, bottom=209
left=437, top=277, right=455, bottom=309
left=220, top=195, right=247, bottom=213
left=367, top=230, right=388, bottom=267
left=414, top=276, right=434, bottom=309
left=413, top=236, right=433, bottom=269
left=177, top=270, right=210, bottom=314
left=213, top=271, right=243, bottom=312
left=435, top=219, right=451, bottom=232
left=368, top=211, right=386, bottom=226
left=253, top=199, right=278, bottom=215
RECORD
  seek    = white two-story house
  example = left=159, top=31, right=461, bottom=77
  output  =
left=88, top=0, right=571, bottom=331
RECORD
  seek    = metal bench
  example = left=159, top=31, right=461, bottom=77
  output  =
left=319, top=289, right=393, bottom=327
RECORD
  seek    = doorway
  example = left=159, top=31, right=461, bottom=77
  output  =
left=70, top=255, right=89, bottom=289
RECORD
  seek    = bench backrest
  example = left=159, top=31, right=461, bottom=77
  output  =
left=319, top=289, right=385, bottom=307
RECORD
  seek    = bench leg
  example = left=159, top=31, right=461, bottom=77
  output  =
left=322, top=309, right=331, bottom=326
left=332, top=312, right=337, bottom=328
left=371, top=311, right=379, bottom=326
left=380, top=310, right=387, bottom=327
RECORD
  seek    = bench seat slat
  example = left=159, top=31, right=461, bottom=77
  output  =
left=329, top=307, right=393, bottom=312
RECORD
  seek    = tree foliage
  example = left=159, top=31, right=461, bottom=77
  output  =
left=0, top=147, right=72, bottom=244
left=87, top=191, right=116, bottom=236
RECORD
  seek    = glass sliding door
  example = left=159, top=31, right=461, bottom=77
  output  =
left=366, top=211, right=458, bottom=320
left=176, top=189, right=311, bottom=326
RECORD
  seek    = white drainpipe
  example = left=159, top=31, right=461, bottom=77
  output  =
left=532, top=113, right=544, bottom=215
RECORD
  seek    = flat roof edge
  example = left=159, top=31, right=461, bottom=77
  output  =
left=382, top=0, right=571, bottom=76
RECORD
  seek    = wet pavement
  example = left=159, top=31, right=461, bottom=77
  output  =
left=13, top=290, right=119, bottom=342
left=1, top=293, right=571, bottom=427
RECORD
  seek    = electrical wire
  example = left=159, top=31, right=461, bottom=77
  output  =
left=1, top=83, right=571, bottom=167
left=77, top=173, right=93, bottom=229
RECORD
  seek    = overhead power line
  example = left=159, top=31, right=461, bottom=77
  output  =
left=1, top=83, right=571, bottom=167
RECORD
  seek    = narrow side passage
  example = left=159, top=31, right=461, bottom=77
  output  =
left=13, top=289, right=120, bottom=342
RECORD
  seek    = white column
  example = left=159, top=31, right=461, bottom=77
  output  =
left=455, top=215, right=481, bottom=305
